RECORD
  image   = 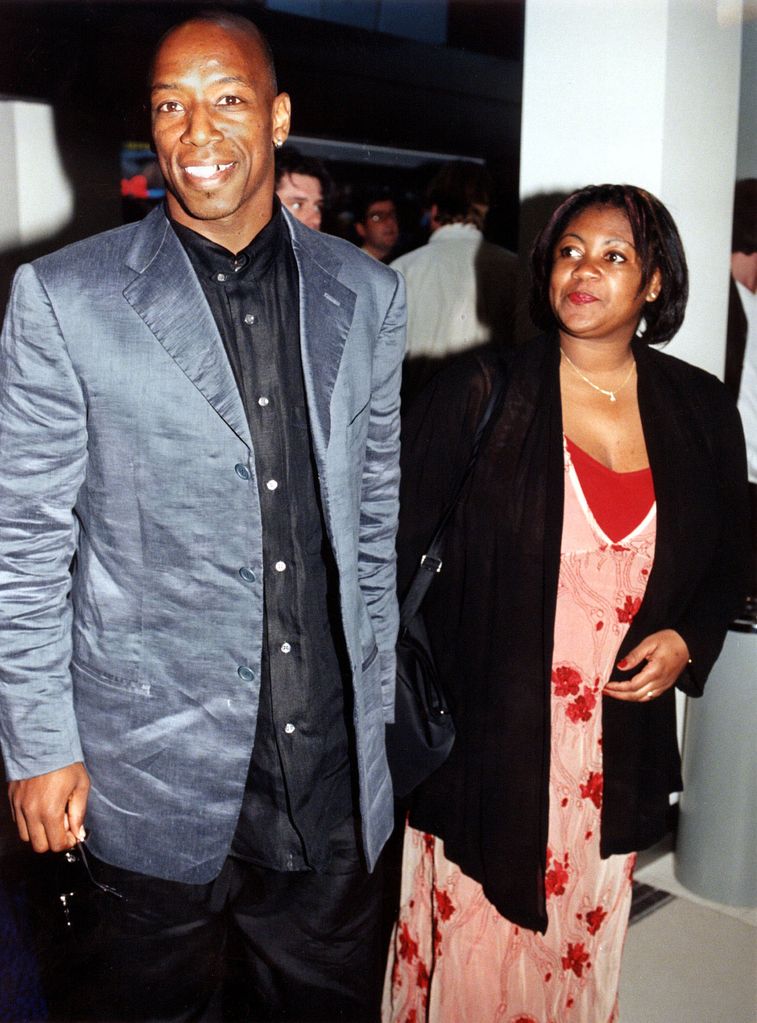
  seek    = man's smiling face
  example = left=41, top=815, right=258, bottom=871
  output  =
left=150, top=20, right=290, bottom=246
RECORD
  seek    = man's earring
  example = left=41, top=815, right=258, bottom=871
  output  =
left=273, top=137, right=283, bottom=149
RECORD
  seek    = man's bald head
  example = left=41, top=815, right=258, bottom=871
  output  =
left=150, top=10, right=278, bottom=98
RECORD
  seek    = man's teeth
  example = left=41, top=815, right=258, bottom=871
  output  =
left=185, top=164, right=232, bottom=178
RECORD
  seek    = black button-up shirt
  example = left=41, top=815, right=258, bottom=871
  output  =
left=171, top=207, right=355, bottom=871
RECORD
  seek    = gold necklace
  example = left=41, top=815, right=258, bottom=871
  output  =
left=560, top=349, right=635, bottom=403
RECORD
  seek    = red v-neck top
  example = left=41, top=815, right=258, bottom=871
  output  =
left=565, top=436, right=655, bottom=543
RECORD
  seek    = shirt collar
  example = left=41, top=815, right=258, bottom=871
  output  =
left=430, top=222, right=483, bottom=243
left=169, top=199, right=286, bottom=281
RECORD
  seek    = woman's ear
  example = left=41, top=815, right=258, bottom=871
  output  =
left=646, top=268, right=662, bottom=302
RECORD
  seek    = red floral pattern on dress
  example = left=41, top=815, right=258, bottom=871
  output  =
left=566, top=686, right=596, bottom=723
left=552, top=664, right=582, bottom=697
left=586, top=905, right=607, bottom=935
left=398, top=922, right=418, bottom=963
left=545, top=852, right=570, bottom=898
left=435, top=887, right=456, bottom=922
left=616, top=595, right=641, bottom=623
left=562, top=942, right=591, bottom=977
left=580, top=771, right=603, bottom=809
left=417, top=961, right=430, bottom=992
left=383, top=444, right=652, bottom=1023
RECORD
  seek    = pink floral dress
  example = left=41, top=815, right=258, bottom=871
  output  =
left=383, top=440, right=656, bottom=1023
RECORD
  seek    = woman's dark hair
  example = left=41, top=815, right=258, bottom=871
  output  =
left=529, top=183, right=688, bottom=345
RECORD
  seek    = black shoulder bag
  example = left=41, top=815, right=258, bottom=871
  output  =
left=387, top=369, right=507, bottom=798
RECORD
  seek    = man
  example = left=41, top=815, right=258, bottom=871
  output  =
left=725, top=178, right=757, bottom=606
left=391, top=160, right=517, bottom=402
left=275, top=146, right=331, bottom=231
left=0, top=12, right=404, bottom=1022
left=355, top=188, right=399, bottom=263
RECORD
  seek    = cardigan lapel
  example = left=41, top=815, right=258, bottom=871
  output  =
left=634, top=340, right=688, bottom=616
left=122, top=208, right=252, bottom=450
left=284, top=210, right=356, bottom=460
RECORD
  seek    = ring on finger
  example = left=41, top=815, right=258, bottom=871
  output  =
left=643, top=688, right=656, bottom=701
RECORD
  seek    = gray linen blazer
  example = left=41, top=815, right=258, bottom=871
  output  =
left=0, top=206, right=405, bottom=880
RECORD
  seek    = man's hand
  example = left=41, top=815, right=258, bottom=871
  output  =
left=8, top=762, right=90, bottom=853
left=604, top=629, right=690, bottom=703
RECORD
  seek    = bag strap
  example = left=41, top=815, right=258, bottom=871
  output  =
left=399, top=366, right=507, bottom=630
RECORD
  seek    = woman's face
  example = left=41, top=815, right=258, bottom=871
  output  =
left=548, top=204, right=661, bottom=346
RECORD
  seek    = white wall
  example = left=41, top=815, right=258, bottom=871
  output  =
left=0, top=99, right=74, bottom=254
left=519, top=0, right=743, bottom=378
left=736, top=15, right=756, bottom=177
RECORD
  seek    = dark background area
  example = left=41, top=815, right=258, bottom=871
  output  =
left=0, top=0, right=525, bottom=310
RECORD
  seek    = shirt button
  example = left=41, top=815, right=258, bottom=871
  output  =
left=235, top=463, right=251, bottom=480
left=274, top=560, right=286, bottom=572
left=237, top=666, right=254, bottom=681
left=239, top=567, right=255, bottom=582
left=216, top=272, right=227, bottom=283
left=244, top=313, right=256, bottom=325
left=266, top=479, right=278, bottom=491
left=284, top=722, right=296, bottom=734
left=280, top=642, right=291, bottom=654
left=258, top=396, right=269, bottom=407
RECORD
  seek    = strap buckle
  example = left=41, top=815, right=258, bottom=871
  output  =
left=420, top=554, right=443, bottom=574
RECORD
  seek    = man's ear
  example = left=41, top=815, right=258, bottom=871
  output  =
left=428, top=204, right=441, bottom=231
left=355, top=222, right=367, bottom=241
left=272, top=92, right=291, bottom=145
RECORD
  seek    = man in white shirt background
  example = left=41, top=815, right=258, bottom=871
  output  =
left=725, top=178, right=757, bottom=607
left=391, top=160, right=517, bottom=403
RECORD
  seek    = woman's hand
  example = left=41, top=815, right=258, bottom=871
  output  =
left=604, top=629, right=690, bottom=702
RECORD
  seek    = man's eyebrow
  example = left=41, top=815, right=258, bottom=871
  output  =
left=151, top=75, right=252, bottom=93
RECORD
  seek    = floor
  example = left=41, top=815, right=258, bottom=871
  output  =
left=620, top=841, right=757, bottom=1023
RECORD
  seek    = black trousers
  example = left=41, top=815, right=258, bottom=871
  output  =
left=51, top=830, right=385, bottom=1023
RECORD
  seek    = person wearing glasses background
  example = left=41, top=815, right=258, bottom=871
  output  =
left=355, top=187, right=400, bottom=263
left=0, top=11, right=404, bottom=1022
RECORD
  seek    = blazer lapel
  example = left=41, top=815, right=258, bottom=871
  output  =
left=284, top=210, right=356, bottom=456
left=122, top=208, right=252, bottom=450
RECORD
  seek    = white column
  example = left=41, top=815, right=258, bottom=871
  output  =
left=0, top=99, right=74, bottom=255
left=519, top=0, right=743, bottom=378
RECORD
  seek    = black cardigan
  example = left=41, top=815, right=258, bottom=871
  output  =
left=399, top=335, right=749, bottom=933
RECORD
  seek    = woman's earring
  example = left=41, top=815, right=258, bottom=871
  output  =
left=273, top=137, right=283, bottom=149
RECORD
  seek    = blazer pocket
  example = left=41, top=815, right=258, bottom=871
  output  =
left=72, top=661, right=166, bottom=765
left=72, top=659, right=152, bottom=698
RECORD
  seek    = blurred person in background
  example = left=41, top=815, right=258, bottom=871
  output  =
left=275, top=146, right=332, bottom=231
left=392, top=160, right=518, bottom=403
left=724, top=178, right=757, bottom=608
left=355, top=188, right=400, bottom=263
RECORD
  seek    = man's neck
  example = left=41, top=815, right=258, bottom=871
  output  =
left=361, top=243, right=386, bottom=262
left=167, top=198, right=275, bottom=255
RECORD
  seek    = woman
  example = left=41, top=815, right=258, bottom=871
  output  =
left=383, top=185, right=749, bottom=1022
